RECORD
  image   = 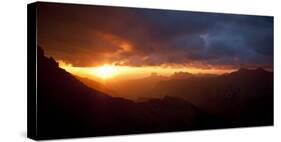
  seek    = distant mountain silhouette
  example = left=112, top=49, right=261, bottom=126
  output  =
left=37, top=46, right=226, bottom=140
left=170, top=71, right=193, bottom=79
left=107, top=72, right=220, bottom=100
left=107, top=73, right=168, bottom=100
left=151, top=67, right=273, bottom=127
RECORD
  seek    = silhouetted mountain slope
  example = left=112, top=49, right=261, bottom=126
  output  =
left=37, top=46, right=225, bottom=140
left=151, top=68, right=273, bottom=126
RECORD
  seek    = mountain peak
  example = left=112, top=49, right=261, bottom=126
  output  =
left=37, top=45, right=45, bottom=57
left=229, top=67, right=271, bottom=78
left=255, top=67, right=267, bottom=72
left=171, top=71, right=193, bottom=79
left=237, top=67, right=250, bottom=72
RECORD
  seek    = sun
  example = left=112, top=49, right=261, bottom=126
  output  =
left=94, top=64, right=118, bottom=79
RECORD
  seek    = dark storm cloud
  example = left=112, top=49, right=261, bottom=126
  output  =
left=38, top=2, right=273, bottom=68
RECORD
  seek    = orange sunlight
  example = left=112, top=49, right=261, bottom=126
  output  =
left=93, top=64, right=119, bottom=79
left=58, top=60, right=236, bottom=82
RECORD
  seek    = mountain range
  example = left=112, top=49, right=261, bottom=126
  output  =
left=150, top=67, right=273, bottom=126
left=37, top=46, right=228, bottom=139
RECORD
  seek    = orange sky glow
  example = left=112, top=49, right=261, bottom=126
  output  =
left=58, top=60, right=237, bottom=82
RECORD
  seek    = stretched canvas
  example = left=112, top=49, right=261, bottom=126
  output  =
left=27, top=2, right=274, bottom=140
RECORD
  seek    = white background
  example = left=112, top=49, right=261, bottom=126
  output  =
left=0, top=0, right=280, bottom=141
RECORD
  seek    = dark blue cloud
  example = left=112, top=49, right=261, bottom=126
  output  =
left=38, top=3, right=273, bottom=68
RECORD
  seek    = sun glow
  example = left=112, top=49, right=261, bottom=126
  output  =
left=93, top=64, right=119, bottom=79
left=58, top=61, right=236, bottom=82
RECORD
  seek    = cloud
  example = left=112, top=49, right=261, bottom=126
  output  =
left=38, top=3, right=273, bottom=68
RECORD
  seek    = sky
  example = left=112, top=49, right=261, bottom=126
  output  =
left=37, top=2, right=273, bottom=79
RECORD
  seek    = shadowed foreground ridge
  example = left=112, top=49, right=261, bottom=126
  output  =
left=37, top=46, right=273, bottom=140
